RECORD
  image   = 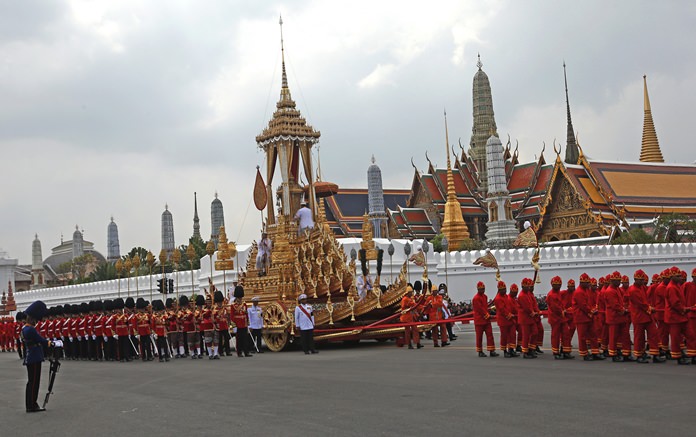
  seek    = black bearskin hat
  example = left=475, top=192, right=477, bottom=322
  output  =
left=178, top=295, right=189, bottom=307
left=214, top=290, right=224, bottom=303
left=233, top=285, right=244, bottom=299
left=124, top=297, right=135, bottom=309
left=195, top=294, right=205, bottom=306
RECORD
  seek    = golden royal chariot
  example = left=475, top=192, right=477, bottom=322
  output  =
left=233, top=34, right=413, bottom=351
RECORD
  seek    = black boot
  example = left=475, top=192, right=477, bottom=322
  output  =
left=516, top=345, right=522, bottom=352
left=416, top=344, right=423, bottom=349
left=478, top=351, right=487, bottom=357
left=523, top=352, right=537, bottom=359
left=636, top=356, right=649, bottom=364
left=535, top=346, right=544, bottom=354
left=489, top=351, right=499, bottom=357
left=592, top=354, right=606, bottom=360
left=554, top=354, right=564, bottom=360
left=509, top=348, right=520, bottom=357
left=504, top=350, right=512, bottom=358
left=652, top=355, right=666, bottom=363
left=612, top=355, right=623, bottom=362
left=563, top=352, right=575, bottom=360
left=677, top=357, right=691, bottom=365
left=623, top=355, right=636, bottom=362
left=408, top=344, right=414, bottom=350
left=583, top=354, right=594, bottom=361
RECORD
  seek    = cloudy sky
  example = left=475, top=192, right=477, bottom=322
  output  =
left=2, top=0, right=695, bottom=264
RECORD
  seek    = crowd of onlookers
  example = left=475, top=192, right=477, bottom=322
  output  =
left=447, top=295, right=548, bottom=316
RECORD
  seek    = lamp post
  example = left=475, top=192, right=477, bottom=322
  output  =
left=146, top=251, right=155, bottom=301
left=171, top=249, right=181, bottom=300
left=422, top=240, right=429, bottom=287
left=441, top=236, right=449, bottom=292
left=387, top=241, right=394, bottom=285
left=124, top=256, right=132, bottom=297
left=404, top=241, right=411, bottom=284
left=186, top=244, right=196, bottom=299
left=158, top=250, right=167, bottom=302
left=115, top=259, right=123, bottom=298
left=133, top=254, right=141, bottom=298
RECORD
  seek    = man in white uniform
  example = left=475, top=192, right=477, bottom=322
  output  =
left=248, top=296, right=264, bottom=353
left=293, top=294, right=318, bottom=355
left=294, top=202, right=315, bottom=235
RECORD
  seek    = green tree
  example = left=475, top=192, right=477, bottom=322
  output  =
left=653, top=213, right=696, bottom=243
left=458, top=238, right=484, bottom=251
left=179, top=236, right=207, bottom=270
left=611, top=228, right=656, bottom=245
left=89, top=261, right=118, bottom=282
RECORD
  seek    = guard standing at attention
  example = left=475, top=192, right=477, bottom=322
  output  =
left=22, top=300, right=59, bottom=413
left=294, top=294, right=318, bottom=355
left=473, top=281, right=497, bottom=357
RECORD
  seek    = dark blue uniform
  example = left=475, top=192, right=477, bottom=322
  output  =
left=21, top=324, right=49, bottom=412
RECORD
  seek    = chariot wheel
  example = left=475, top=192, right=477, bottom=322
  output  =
left=262, top=302, right=290, bottom=352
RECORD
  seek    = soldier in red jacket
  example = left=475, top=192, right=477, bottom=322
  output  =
left=596, top=276, right=609, bottom=355
left=573, top=274, right=604, bottom=361
left=628, top=269, right=665, bottom=364
left=685, top=268, right=696, bottom=364
left=605, top=271, right=634, bottom=362
left=547, top=276, right=572, bottom=360
left=151, top=300, right=170, bottom=362
left=230, top=286, right=252, bottom=357
left=424, top=285, right=449, bottom=347
left=135, top=299, right=154, bottom=361
left=560, top=279, right=576, bottom=357
left=493, top=281, right=516, bottom=357
left=665, top=268, right=693, bottom=365
left=508, top=284, right=520, bottom=352
left=653, top=270, right=671, bottom=356
left=518, top=278, right=538, bottom=359
left=472, top=281, right=497, bottom=357
left=400, top=287, right=422, bottom=349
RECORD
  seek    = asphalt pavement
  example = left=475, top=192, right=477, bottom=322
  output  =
left=1, top=324, right=693, bottom=437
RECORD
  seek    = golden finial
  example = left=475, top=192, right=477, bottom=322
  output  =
left=640, top=75, right=664, bottom=163
left=159, top=249, right=168, bottom=266
left=205, top=239, right=215, bottom=257
left=146, top=251, right=154, bottom=268
left=440, top=109, right=469, bottom=247
left=186, top=244, right=195, bottom=261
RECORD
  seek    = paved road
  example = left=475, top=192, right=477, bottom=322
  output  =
left=1, top=326, right=693, bottom=437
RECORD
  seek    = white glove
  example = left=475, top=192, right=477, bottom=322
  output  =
left=77, top=336, right=82, bottom=341
left=153, top=334, right=158, bottom=340
left=135, top=334, right=140, bottom=339
left=103, top=336, right=108, bottom=342
left=92, top=335, right=96, bottom=340
left=68, top=336, right=73, bottom=341
left=114, top=335, right=119, bottom=340
left=53, top=340, right=64, bottom=348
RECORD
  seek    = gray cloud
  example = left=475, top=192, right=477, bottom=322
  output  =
left=1, top=0, right=695, bottom=264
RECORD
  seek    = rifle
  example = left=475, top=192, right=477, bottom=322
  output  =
left=42, top=346, right=62, bottom=409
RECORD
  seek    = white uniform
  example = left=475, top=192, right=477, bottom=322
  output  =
left=248, top=305, right=264, bottom=330
left=294, top=206, right=315, bottom=234
left=294, top=303, right=315, bottom=330
left=255, top=238, right=272, bottom=271
left=356, top=275, right=373, bottom=301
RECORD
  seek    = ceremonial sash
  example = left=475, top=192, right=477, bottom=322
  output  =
left=297, top=305, right=314, bottom=327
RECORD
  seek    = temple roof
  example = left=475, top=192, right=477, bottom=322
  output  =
left=323, top=188, right=410, bottom=237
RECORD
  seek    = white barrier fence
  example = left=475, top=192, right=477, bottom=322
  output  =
left=13, top=241, right=696, bottom=310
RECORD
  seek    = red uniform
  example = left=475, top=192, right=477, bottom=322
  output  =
left=572, top=285, right=599, bottom=357
left=665, top=280, right=694, bottom=359
left=472, top=291, right=495, bottom=353
left=605, top=284, right=630, bottom=357
left=517, top=290, right=536, bottom=354
left=628, top=284, right=660, bottom=357
left=546, top=289, right=566, bottom=356
left=560, top=288, right=576, bottom=354
left=425, top=294, right=448, bottom=346
left=400, top=295, right=420, bottom=347
left=685, top=280, right=696, bottom=359
left=493, top=292, right=514, bottom=352
left=653, top=281, right=670, bottom=351
left=230, top=303, right=248, bottom=329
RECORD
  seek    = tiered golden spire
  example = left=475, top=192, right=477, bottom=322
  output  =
left=440, top=110, right=470, bottom=249
left=255, top=15, right=320, bottom=145
left=640, top=75, right=664, bottom=163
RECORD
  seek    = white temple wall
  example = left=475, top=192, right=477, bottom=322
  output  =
left=13, top=241, right=696, bottom=311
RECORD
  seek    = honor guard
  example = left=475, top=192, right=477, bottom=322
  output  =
left=493, top=281, right=517, bottom=357
left=231, top=286, right=252, bottom=357
left=294, top=294, right=318, bottom=355
left=248, top=296, right=264, bottom=353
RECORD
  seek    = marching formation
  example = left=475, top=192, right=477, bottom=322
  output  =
left=442, top=266, right=695, bottom=364
left=6, top=285, right=264, bottom=363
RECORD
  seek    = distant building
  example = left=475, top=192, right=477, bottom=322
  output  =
left=107, top=217, right=120, bottom=262
left=161, top=205, right=175, bottom=253
left=211, top=192, right=225, bottom=245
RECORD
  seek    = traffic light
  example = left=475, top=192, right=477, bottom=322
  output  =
left=157, top=278, right=164, bottom=294
left=168, top=279, right=174, bottom=294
